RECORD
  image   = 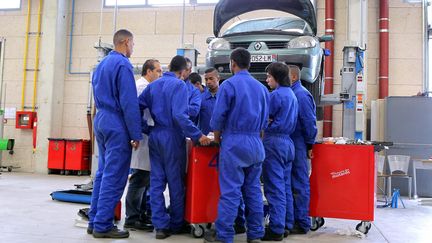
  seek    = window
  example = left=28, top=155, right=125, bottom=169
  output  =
left=104, top=0, right=218, bottom=7
left=105, top=0, right=147, bottom=7
left=0, top=0, right=20, bottom=10
left=195, top=0, right=219, bottom=3
left=148, top=0, right=187, bottom=5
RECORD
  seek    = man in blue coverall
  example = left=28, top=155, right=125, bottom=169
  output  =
left=198, top=67, right=247, bottom=234
left=182, top=58, right=202, bottom=123
left=261, top=62, right=298, bottom=241
left=139, top=55, right=211, bottom=239
left=204, top=48, right=269, bottom=243
left=88, top=29, right=142, bottom=239
left=198, top=68, right=219, bottom=135
left=288, top=65, right=317, bottom=235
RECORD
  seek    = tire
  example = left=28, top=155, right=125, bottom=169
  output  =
left=301, top=77, right=323, bottom=121
left=310, top=217, right=324, bottom=231
left=7, top=167, right=12, bottom=172
left=191, top=225, right=204, bottom=238
left=356, top=221, right=371, bottom=234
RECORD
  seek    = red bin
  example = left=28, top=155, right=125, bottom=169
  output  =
left=309, top=144, right=376, bottom=234
left=65, top=139, right=91, bottom=172
left=47, top=138, right=66, bottom=170
left=185, top=144, right=220, bottom=224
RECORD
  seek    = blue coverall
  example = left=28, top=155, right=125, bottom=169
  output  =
left=262, top=86, right=298, bottom=234
left=211, top=70, right=269, bottom=243
left=198, top=88, right=246, bottom=227
left=89, top=51, right=143, bottom=233
left=198, top=89, right=216, bottom=135
left=290, top=80, right=317, bottom=232
left=138, top=72, right=203, bottom=232
left=185, top=79, right=201, bottom=123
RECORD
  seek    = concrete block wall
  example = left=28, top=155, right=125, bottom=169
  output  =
left=0, top=0, right=424, bottom=172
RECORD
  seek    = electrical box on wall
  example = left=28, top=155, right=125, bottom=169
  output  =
left=16, top=111, right=36, bottom=129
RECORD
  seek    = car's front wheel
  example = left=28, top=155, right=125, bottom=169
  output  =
left=301, top=76, right=323, bottom=121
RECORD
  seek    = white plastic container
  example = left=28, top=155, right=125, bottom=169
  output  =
left=375, top=154, right=385, bottom=175
left=387, top=155, right=410, bottom=175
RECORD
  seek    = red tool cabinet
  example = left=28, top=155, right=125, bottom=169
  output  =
left=185, top=144, right=220, bottom=237
left=47, top=138, right=66, bottom=170
left=65, top=139, right=91, bottom=173
left=309, top=144, right=376, bottom=234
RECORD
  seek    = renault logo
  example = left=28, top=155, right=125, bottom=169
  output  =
left=254, top=42, right=262, bottom=51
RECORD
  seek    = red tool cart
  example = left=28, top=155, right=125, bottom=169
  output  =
left=65, top=139, right=91, bottom=175
left=309, top=144, right=375, bottom=234
left=185, top=143, right=220, bottom=238
left=47, top=138, right=66, bottom=174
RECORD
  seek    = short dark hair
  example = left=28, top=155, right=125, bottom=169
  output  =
left=265, top=62, right=291, bottom=87
left=189, top=72, right=202, bottom=85
left=169, top=55, right=187, bottom=72
left=141, top=59, right=160, bottom=76
left=113, top=29, right=133, bottom=46
left=288, top=64, right=301, bottom=80
left=205, top=67, right=217, bottom=74
left=230, top=48, right=251, bottom=69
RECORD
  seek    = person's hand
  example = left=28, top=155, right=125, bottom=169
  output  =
left=213, top=131, right=221, bottom=144
left=199, top=135, right=211, bottom=146
left=130, top=140, right=140, bottom=150
left=307, top=149, right=313, bottom=159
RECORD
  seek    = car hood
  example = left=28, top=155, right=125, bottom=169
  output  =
left=213, top=0, right=317, bottom=37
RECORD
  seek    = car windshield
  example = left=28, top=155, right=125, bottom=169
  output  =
left=223, top=17, right=313, bottom=36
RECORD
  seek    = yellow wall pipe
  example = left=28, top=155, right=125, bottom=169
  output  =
left=32, top=0, right=43, bottom=112
left=21, top=0, right=32, bottom=110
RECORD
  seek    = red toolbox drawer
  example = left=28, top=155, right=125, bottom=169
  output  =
left=65, top=139, right=91, bottom=171
left=185, top=144, right=220, bottom=224
left=310, top=144, right=376, bottom=221
left=47, top=138, right=66, bottom=170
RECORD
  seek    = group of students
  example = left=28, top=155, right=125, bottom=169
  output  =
left=87, top=29, right=317, bottom=243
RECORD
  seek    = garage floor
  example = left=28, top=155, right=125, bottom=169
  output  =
left=0, top=172, right=430, bottom=243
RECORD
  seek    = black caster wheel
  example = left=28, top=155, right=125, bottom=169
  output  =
left=310, top=217, right=324, bottom=231
left=191, top=224, right=204, bottom=238
left=65, top=170, right=70, bottom=175
left=356, top=221, right=371, bottom=234
left=8, top=150, right=14, bottom=155
left=7, top=167, right=12, bottom=172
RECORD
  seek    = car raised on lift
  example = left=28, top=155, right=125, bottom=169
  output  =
left=206, top=0, right=332, bottom=113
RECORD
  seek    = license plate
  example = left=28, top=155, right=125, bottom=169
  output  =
left=251, top=54, right=275, bottom=63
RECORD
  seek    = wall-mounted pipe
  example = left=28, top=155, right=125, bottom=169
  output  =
left=323, top=0, right=335, bottom=137
left=21, top=0, right=32, bottom=110
left=69, top=0, right=90, bottom=75
left=423, top=0, right=429, bottom=93
left=379, top=0, right=389, bottom=98
left=32, top=0, right=43, bottom=112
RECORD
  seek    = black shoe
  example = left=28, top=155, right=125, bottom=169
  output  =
left=134, top=220, right=154, bottom=232
left=86, top=227, right=93, bottom=235
left=290, top=225, right=307, bottom=235
left=123, top=221, right=135, bottom=229
left=155, top=229, right=171, bottom=239
left=234, top=224, right=246, bottom=234
left=92, top=226, right=129, bottom=239
left=247, top=239, right=262, bottom=243
left=284, top=228, right=290, bottom=238
left=203, top=229, right=224, bottom=243
left=261, top=227, right=283, bottom=241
